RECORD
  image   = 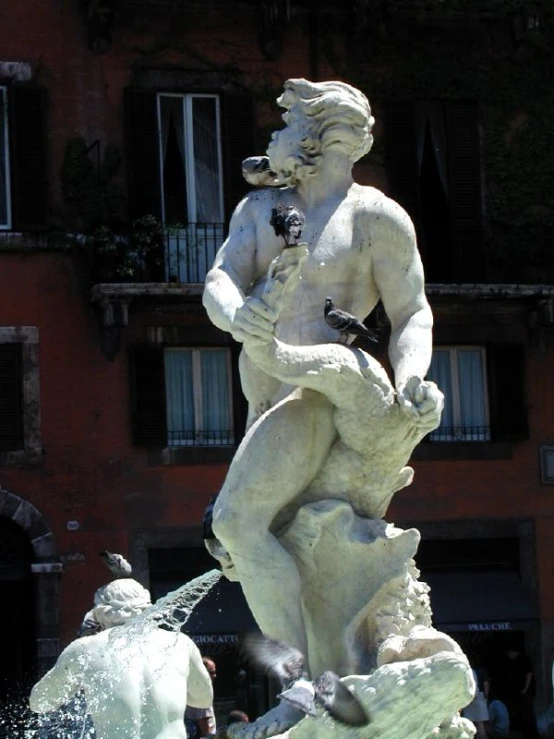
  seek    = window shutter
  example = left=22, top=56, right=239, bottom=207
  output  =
left=130, top=346, right=167, bottom=445
left=125, top=89, right=162, bottom=221
left=488, top=344, right=528, bottom=440
left=385, top=102, right=421, bottom=231
left=0, top=344, right=24, bottom=451
left=445, top=102, right=484, bottom=282
left=222, top=93, right=257, bottom=222
left=10, top=86, right=48, bottom=230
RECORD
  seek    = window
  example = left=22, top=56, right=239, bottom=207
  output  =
left=125, top=88, right=256, bottom=284
left=157, top=94, right=225, bottom=282
left=0, top=86, right=11, bottom=229
left=131, top=342, right=237, bottom=453
left=164, top=348, right=233, bottom=446
left=0, top=343, right=23, bottom=449
left=387, top=101, right=483, bottom=282
left=0, top=327, right=41, bottom=466
left=427, top=346, right=490, bottom=441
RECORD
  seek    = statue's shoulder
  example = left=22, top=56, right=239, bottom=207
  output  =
left=351, top=184, right=415, bottom=233
left=234, top=186, right=293, bottom=217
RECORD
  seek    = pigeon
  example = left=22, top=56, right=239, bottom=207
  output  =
left=99, top=550, right=133, bottom=578
left=77, top=609, right=102, bottom=638
left=324, top=297, right=379, bottom=343
left=242, top=156, right=283, bottom=187
left=240, top=633, right=369, bottom=727
left=202, top=495, right=218, bottom=540
left=270, top=204, right=306, bottom=247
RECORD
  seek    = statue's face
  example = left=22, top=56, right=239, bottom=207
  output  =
left=266, top=112, right=306, bottom=178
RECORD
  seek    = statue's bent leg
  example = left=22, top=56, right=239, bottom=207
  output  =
left=212, top=390, right=336, bottom=655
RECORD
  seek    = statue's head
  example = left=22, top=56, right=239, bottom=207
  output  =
left=91, top=578, right=152, bottom=629
left=266, top=78, right=375, bottom=185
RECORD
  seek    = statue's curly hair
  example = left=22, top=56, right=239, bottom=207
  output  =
left=272, top=78, right=375, bottom=184
left=92, top=578, right=151, bottom=629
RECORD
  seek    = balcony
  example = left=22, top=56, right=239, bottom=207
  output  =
left=89, top=221, right=226, bottom=358
left=428, top=425, right=491, bottom=443
left=167, top=429, right=235, bottom=447
left=164, top=223, right=225, bottom=284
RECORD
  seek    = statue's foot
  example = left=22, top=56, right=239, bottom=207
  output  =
left=226, top=701, right=304, bottom=739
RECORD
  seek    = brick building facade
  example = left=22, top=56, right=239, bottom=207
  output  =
left=1, top=0, right=553, bottom=723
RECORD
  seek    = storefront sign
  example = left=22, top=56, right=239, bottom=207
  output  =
left=192, top=634, right=239, bottom=645
left=467, top=622, right=512, bottom=631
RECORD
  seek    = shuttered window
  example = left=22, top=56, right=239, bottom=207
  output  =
left=0, top=343, right=24, bottom=451
left=125, top=88, right=256, bottom=282
left=130, top=345, right=234, bottom=447
left=9, top=86, right=48, bottom=231
left=488, top=343, right=528, bottom=441
left=0, top=86, right=11, bottom=229
left=426, top=343, right=528, bottom=443
left=427, top=347, right=490, bottom=442
left=386, top=101, right=483, bottom=283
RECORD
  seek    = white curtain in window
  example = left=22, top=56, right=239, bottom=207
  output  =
left=429, top=350, right=453, bottom=431
left=200, top=349, right=231, bottom=444
left=0, top=90, right=7, bottom=226
left=457, top=349, right=487, bottom=436
left=165, top=349, right=194, bottom=445
left=192, top=97, right=221, bottom=223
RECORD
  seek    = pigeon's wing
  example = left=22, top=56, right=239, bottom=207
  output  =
left=202, top=495, right=218, bottom=540
left=314, top=672, right=369, bottom=727
left=240, top=633, right=305, bottom=685
left=270, top=207, right=287, bottom=238
left=278, top=682, right=317, bottom=716
left=77, top=610, right=102, bottom=638
left=325, top=309, right=349, bottom=330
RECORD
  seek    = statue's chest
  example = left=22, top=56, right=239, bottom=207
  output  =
left=301, top=213, right=363, bottom=276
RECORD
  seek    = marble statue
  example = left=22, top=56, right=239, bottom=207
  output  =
left=29, top=578, right=214, bottom=739
left=203, top=78, right=475, bottom=739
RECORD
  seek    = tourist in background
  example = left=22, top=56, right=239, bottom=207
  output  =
left=486, top=691, right=510, bottom=739
left=185, top=657, right=217, bottom=738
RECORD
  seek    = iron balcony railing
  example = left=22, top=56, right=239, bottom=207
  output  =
left=164, top=222, right=225, bottom=283
left=428, top=425, right=491, bottom=442
left=167, top=429, right=235, bottom=447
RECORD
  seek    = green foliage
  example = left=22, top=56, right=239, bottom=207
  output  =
left=91, top=215, right=164, bottom=281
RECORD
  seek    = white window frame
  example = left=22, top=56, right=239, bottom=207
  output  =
left=164, top=347, right=234, bottom=447
left=0, top=86, right=12, bottom=230
left=429, top=345, right=490, bottom=442
left=156, top=92, right=224, bottom=226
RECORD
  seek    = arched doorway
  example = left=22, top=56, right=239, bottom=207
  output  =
left=0, top=516, right=35, bottom=698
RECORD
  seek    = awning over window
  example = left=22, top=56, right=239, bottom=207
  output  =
left=424, top=571, right=538, bottom=630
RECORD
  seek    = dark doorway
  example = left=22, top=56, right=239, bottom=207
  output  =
left=0, top=516, right=35, bottom=736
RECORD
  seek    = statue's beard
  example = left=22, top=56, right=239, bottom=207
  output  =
left=267, top=151, right=320, bottom=187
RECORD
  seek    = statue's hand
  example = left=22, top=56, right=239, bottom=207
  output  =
left=397, top=377, right=444, bottom=431
left=231, top=297, right=278, bottom=346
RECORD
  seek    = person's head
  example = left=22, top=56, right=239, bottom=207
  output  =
left=266, top=78, right=375, bottom=185
left=507, top=647, right=520, bottom=660
left=203, top=657, right=217, bottom=681
left=91, top=578, right=152, bottom=629
left=227, top=710, right=249, bottom=725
